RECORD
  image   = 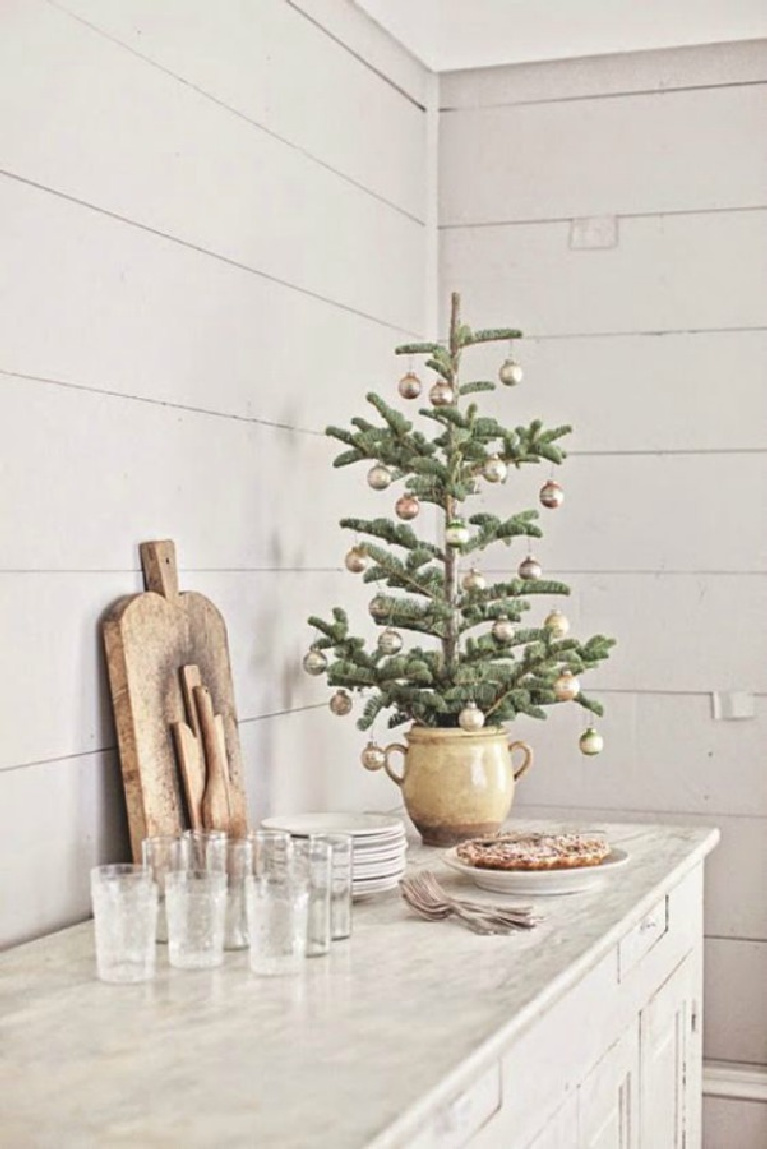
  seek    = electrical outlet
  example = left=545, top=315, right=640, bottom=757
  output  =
left=569, top=216, right=618, bottom=250
left=711, top=691, right=755, bottom=721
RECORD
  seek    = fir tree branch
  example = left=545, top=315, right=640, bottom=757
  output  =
left=459, top=381, right=497, bottom=396
left=340, top=517, right=444, bottom=560
left=462, top=328, right=523, bottom=346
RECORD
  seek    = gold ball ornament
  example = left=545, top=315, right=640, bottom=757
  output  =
left=459, top=702, right=486, bottom=732
left=378, top=627, right=403, bottom=656
left=302, top=647, right=327, bottom=677
left=398, top=371, right=422, bottom=400
left=445, top=518, right=470, bottom=548
left=579, top=727, right=604, bottom=756
left=555, top=669, right=581, bottom=702
left=461, top=567, right=486, bottom=593
left=367, top=464, right=392, bottom=491
left=361, top=741, right=386, bottom=771
left=395, top=494, right=420, bottom=521
left=544, top=609, right=570, bottom=639
left=492, top=615, right=516, bottom=644
left=518, top=554, right=542, bottom=580
left=329, top=690, right=353, bottom=717
left=344, top=545, right=367, bottom=574
left=369, top=596, right=388, bottom=619
left=499, top=358, right=523, bottom=386
left=429, top=381, right=455, bottom=407
left=483, top=454, right=508, bottom=484
left=540, top=480, right=564, bottom=509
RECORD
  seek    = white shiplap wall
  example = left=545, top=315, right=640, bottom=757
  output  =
left=439, top=36, right=767, bottom=1120
left=0, top=0, right=430, bottom=947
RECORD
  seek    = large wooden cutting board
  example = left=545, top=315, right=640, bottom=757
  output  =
left=103, top=540, right=248, bottom=861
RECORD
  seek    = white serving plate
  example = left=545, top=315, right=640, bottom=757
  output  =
left=443, top=847, right=629, bottom=896
left=261, top=812, right=406, bottom=840
left=352, top=873, right=403, bottom=898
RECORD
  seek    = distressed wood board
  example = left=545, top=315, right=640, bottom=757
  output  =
left=103, top=540, right=248, bottom=861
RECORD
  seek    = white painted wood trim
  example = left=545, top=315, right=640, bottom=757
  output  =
left=704, top=1061, right=767, bottom=1103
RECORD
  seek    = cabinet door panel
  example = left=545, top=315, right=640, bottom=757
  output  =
left=578, top=1027, right=640, bottom=1149
left=526, top=1095, right=578, bottom=1148
left=640, top=953, right=701, bottom=1149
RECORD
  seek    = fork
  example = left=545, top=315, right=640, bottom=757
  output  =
left=401, top=871, right=541, bottom=934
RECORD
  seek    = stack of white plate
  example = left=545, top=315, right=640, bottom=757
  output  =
left=261, top=812, right=407, bottom=898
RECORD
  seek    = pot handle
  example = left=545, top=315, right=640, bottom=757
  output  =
left=508, top=739, right=534, bottom=782
left=384, top=743, right=408, bottom=787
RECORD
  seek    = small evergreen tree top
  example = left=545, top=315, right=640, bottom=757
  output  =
left=306, top=292, right=615, bottom=734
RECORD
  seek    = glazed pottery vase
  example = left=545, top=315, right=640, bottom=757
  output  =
left=380, top=725, right=534, bottom=847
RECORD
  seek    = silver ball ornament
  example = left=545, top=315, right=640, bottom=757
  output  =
left=499, top=358, right=523, bottom=386
left=555, top=669, right=581, bottom=702
left=367, top=464, right=392, bottom=491
left=459, top=702, right=485, bottom=732
left=483, top=454, right=508, bottom=484
left=544, top=609, right=570, bottom=639
left=398, top=371, right=422, bottom=400
left=492, top=615, right=515, bottom=644
left=461, top=567, right=486, bottom=594
left=369, top=596, right=388, bottom=620
left=579, top=727, right=604, bottom=756
left=344, top=546, right=367, bottom=573
left=395, top=494, right=420, bottom=521
left=445, top=518, right=469, bottom=548
left=518, top=554, right=542, bottom=580
left=378, top=627, right=403, bottom=656
left=302, top=648, right=327, bottom=677
left=429, top=381, right=455, bottom=407
left=361, top=741, right=386, bottom=771
left=329, top=689, right=353, bottom=717
left=540, top=480, right=564, bottom=509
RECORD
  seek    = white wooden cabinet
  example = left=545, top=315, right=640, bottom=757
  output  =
left=422, top=864, right=706, bottom=1149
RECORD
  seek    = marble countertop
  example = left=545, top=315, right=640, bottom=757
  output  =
left=0, top=820, right=718, bottom=1148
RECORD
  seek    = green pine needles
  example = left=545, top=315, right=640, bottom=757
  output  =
left=306, top=292, right=615, bottom=734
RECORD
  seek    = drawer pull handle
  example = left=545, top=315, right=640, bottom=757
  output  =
left=640, top=917, right=658, bottom=932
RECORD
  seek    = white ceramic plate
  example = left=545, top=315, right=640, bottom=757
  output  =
left=443, top=848, right=629, bottom=896
left=352, top=873, right=403, bottom=898
left=261, top=812, right=406, bottom=840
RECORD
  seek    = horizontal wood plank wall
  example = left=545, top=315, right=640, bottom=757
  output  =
left=438, top=39, right=767, bottom=1080
left=0, top=0, right=429, bottom=947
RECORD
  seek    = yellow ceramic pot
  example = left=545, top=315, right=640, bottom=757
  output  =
left=379, top=725, right=533, bottom=847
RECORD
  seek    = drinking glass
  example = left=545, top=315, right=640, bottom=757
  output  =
left=293, top=838, right=332, bottom=957
left=312, top=834, right=353, bottom=940
left=246, top=831, right=306, bottom=976
left=225, top=836, right=255, bottom=950
left=90, top=865, right=157, bottom=984
left=165, top=870, right=227, bottom=969
left=141, top=835, right=189, bottom=943
left=183, top=829, right=227, bottom=873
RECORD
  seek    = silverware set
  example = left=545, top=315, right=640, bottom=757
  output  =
left=401, top=870, right=541, bottom=934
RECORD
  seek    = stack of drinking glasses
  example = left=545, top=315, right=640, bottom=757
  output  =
left=90, top=828, right=354, bottom=984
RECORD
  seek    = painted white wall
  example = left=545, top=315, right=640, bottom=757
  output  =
left=357, top=0, right=767, bottom=71
left=0, top=0, right=431, bottom=947
left=438, top=36, right=767, bottom=1141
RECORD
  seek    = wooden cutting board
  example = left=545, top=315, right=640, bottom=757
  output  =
left=103, top=540, right=249, bottom=861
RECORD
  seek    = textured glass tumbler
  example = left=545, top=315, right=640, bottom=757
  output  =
left=141, top=836, right=189, bottom=943
left=225, top=836, right=254, bottom=950
left=183, top=830, right=227, bottom=873
left=165, top=870, right=227, bottom=969
left=246, top=832, right=306, bottom=976
left=91, top=865, right=157, bottom=984
left=312, top=834, right=353, bottom=940
left=294, top=839, right=332, bottom=957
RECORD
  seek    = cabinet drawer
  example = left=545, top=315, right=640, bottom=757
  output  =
left=618, top=896, right=668, bottom=981
left=410, top=1062, right=502, bottom=1149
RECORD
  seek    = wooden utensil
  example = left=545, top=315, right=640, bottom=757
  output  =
left=103, top=540, right=249, bottom=860
left=172, top=665, right=205, bottom=831
left=194, top=683, right=232, bottom=833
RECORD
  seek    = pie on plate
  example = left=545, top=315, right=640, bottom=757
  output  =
left=456, top=832, right=611, bottom=871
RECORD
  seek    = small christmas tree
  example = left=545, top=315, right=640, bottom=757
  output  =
left=305, top=292, right=614, bottom=756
